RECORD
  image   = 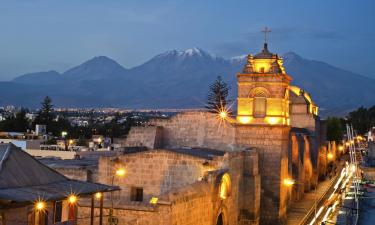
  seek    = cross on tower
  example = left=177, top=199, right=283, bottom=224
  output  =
left=262, top=27, right=271, bottom=44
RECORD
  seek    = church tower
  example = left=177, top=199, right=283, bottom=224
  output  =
left=236, top=36, right=291, bottom=126
left=234, top=29, right=292, bottom=224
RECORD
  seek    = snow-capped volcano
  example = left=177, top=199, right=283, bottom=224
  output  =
left=5, top=47, right=375, bottom=115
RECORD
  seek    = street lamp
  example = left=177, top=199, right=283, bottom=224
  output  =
left=109, top=167, right=126, bottom=225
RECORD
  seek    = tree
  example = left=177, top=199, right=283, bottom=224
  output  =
left=326, top=117, right=344, bottom=142
left=0, top=109, right=29, bottom=132
left=34, top=96, right=55, bottom=132
left=13, top=109, right=30, bottom=132
left=206, top=76, right=231, bottom=113
left=347, top=106, right=373, bottom=135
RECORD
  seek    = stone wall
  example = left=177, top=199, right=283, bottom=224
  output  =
left=234, top=124, right=290, bottom=225
left=290, top=113, right=316, bottom=132
left=120, top=126, right=163, bottom=149
left=84, top=148, right=261, bottom=225
left=98, top=149, right=224, bottom=203
left=54, top=167, right=97, bottom=182
left=150, top=111, right=236, bottom=151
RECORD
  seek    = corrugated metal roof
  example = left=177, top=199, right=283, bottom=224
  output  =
left=0, top=143, right=117, bottom=204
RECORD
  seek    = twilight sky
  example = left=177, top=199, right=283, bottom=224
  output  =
left=0, top=0, right=374, bottom=80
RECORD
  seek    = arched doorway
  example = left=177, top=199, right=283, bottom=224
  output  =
left=216, top=213, right=223, bottom=225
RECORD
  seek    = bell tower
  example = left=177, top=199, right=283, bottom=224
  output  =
left=236, top=37, right=291, bottom=125
left=234, top=29, right=293, bottom=224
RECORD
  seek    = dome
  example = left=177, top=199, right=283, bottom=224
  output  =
left=254, top=43, right=277, bottom=59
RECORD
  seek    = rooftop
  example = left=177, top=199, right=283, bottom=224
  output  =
left=0, top=143, right=117, bottom=206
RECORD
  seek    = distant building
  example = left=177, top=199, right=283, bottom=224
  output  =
left=35, top=124, right=47, bottom=135
left=368, top=127, right=375, bottom=142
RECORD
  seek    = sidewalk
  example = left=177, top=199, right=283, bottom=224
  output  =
left=286, top=176, right=336, bottom=225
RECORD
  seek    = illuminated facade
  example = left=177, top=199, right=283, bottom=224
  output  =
left=237, top=43, right=291, bottom=125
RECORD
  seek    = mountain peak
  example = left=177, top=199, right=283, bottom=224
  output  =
left=62, top=55, right=127, bottom=80
left=282, top=52, right=303, bottom=62
left=156, top=47, right=217, bottom=59
left=183, top=47, right=203, bottom=56
left=83, top=55, right=122, bottom=66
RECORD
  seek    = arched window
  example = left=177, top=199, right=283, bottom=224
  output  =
left=254, top=97, right=266, bottom=118
left=216, top=213, right=223, bottom=225
left=219, top=173, right=231, bottom=200
left=249, top=88, right=269, bottom=118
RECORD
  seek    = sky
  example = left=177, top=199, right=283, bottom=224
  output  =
left=0, top=0, right=374, bottom=80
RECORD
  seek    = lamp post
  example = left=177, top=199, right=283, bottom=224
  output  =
left=108, top=167, right=126, bottom=225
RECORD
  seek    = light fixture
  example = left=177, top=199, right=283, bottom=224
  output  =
left=150, top=197, right=158, bottom=204
left=219, top=111, right=227, bottom=119
left=327, top=153, right=333, bottom=160
left=68, top=194, right=78, bottom=204
left=95, top=192, right=102, bottom=199
left=35, top=201, right=46, bottom=211
left=115, top=168, right=126, bottom=177
left=283, top=178, right=295, bottom=187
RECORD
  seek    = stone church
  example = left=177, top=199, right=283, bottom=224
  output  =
left=77, top=42, right=326, bottom=225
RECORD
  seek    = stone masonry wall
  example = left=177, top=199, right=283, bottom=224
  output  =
left=234, top=124, right=290, bottom=225
left=87, top=149, right=260, bottom=225
left=121, top=126, right=163, bottom=149
left=98, top=150, right=224, bottom=203
left=150, top=111, right=236, bottom=151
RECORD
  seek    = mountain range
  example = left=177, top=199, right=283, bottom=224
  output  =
left=1, top=47, right=375, bottom=116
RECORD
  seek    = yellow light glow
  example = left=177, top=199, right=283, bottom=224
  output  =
left=68, top=194, right=78, bottom=204
left=338, top=146, right=344, bottom=151
left=238, top=116, right=252, bottom=124
left=283, top=178, right=295, bottom=187
left=115, top=168, right=126, bottom=177
left=219, top=173, right=231, bottom=200
left=68, top=139, right=74, bottom=145
left=345, top=142, right=350, bottom=146
left=95, top=192, right=102, bottom=199
left=253, top=60, right=271, bottom=73
left=35, top=201, right=46, bottom=211
left=266, top=117, right=281, bottom=125
left=150, top=197, right=158, bottom=204
left=219, top=111, right=227, bottom=119
left=350, top=140, right=354, bottom=144
left=327, top=153, right=333, bottom=160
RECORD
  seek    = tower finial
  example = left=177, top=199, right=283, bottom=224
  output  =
left=261, top=27, right=271, bottom=49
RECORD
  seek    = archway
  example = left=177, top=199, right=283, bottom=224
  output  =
left=216, top=213, right=223, bottom=225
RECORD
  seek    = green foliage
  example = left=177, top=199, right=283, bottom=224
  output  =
left=326, top=117, right=344, bottom=142
left=34, top=96, right=55, bottom=131
left=0, top=109, right=30, bottom=132
left=206, top=76, right=231, bottom=113
left=347, top=106, right=375, bottom=135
